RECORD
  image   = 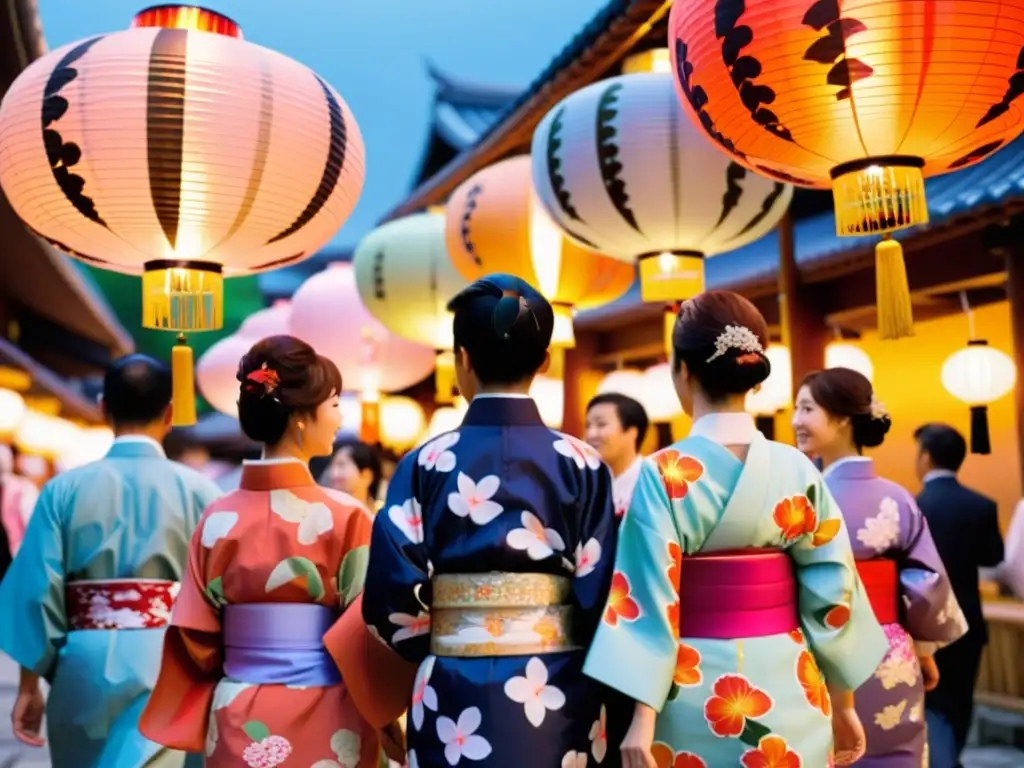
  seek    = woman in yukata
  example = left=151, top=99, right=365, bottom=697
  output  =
left=350, top=274, right=623, bottom=768
left=793, top=367, right=968, bottom=766
left=140, top=335, right=405, bottom=767
left=584, top=290, right=890, bottom=768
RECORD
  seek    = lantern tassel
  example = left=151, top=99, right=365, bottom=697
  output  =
left=969, top=405, right=992, bottom=455
left=171, top=333, right=197, bottom=426
left=875, top=235, right=914, bottom=340
left=663, top=303, right=680, bottom=359
left=435, top=351, right=456, bottom=404
left=360, top=395, right=380, bottom=445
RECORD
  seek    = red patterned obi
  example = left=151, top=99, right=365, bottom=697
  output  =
left=680, top=550, right=798, bottom=639
left=856, top=558, right=898, bottom=624
left=66, top=579, right=180, bottom=630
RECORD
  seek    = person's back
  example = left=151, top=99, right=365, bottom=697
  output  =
left=0, top=354, right=220, bottom=768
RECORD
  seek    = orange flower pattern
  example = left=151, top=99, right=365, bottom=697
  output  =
left=824, top=603, right=851, bottom=629
left=788, top=628, right=805, bottom=645
left=703, top=674, right=773, bottom=738
left=674, top=642, right=702, bottom=687
left=667, top=540, right=682, bottom=591
left=811, top=518, right=841, bottom=547
left=740, top=735, right=803, bottom=768
left=604, top=572, right=641, bottom=626
left=795, top=650, right=831, bottom=718
left=653, top=450, right=704, bottom=500
left=652, top=743, right=709, bottom=768
left=772, top=494, right=840, bottom=547
left=667, top=598, right=680, bottom=638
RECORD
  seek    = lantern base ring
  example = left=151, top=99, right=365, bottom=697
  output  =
left=830, top=155, right=928, bottom=238
left=142, top=260, right=224, bottom=332
left=637, top=250, right=705, bottom=304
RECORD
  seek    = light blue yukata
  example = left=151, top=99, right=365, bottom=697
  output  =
left=0, top=436, right=221, bottom=767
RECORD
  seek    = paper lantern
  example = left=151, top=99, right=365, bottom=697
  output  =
left=59, top=427, right=115, bottom=470
left=941, top=340, right=1016, bottom=454
left=530, top=376, right=564, bottom=429
left=597, top=369, right=649, bottom=406
left=15, top=412, right=79, bottom=458
left=379, top=396, right=426, bottom=453
left=531, top=71, right=792, bottom=321
left=195, top=334, right=252, bottom=418
left=826, top=343, right=874, bottom=383
left=669, top=2, right=1024, bottom=339
left=745, top=346, right=792, bottom=416
left=353, top=213, right=467, bottom=403
left=0, top=6, right=365, bottom=424
left=643, top=363, right=683, bottom=423
left=338, top=394, right=363, bottom=437
left=445, top=155, right=634, bottom=346
left=0, top=388, right=26, bottom=434
left=426, top=397, right=469, bottom=440
left=237, top=299, right=292, bottom=341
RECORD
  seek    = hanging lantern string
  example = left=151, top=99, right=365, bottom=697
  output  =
left=959, top=290, right=976, bottom=341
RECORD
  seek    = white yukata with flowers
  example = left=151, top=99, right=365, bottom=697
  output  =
left=362, top=395, right=625, bottom=767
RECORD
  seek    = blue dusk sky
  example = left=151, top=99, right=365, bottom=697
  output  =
left=37, top=0, right=608, bottom=250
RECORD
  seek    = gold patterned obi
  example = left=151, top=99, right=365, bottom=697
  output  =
left=430, top=572, right=577, bottom=658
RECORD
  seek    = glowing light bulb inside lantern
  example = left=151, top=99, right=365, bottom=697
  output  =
left=529, top=193, right=575, bottom=347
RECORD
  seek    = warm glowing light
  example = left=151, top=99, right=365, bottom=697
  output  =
left=15, top=412, right=80, bottom=457
left=643, top=364, right=683, bottom=423
left=530, top=376, right=564, bottom=429
left=622, top=48, right=671, bottom=74
left=745, top=346, right=792, bottom=416
left=427, top=397, right=469, bottom=439
left=0, top=388, right=26, bottom=434
left=379, top=396, right=427, bottom=452
left=825, top=343, right=875, bottom=383
left=941, top=342, right=1016, bottom=406
left=60, top=427, right=115, bottom=469
left=597, top=369, right=648, bottom=406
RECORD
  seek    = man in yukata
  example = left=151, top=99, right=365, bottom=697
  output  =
left=0, top=354, right=221, bottom=768
left=585, top=392, right=649, bottom=518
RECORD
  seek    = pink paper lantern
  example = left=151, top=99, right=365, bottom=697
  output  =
left=195, top=334, right=251, bottom=418
left=289, top=263, right=436, bottom=395
left=237, top=299, right=292, bottom=341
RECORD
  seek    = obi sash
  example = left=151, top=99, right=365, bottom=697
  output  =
left=679, top=550, right=799, bottom=639
left=223, top=603, right=341, bottom=687
left=430, top=572, right=576, bottom=657
left=66, top=579, right=179, bottom=630
left=856, top=558, right=898, bottom=624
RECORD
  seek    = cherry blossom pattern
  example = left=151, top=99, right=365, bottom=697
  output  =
left=562, top=751, right=588, bottom=768
left=269, top=490, right=334, bottom=545
left=652, top=450, right=704, bottom=500
left=448, top=473, right=504, bottom=525
left=553, top=434, right=602, bottom=470
left=311, top=729, right=362, bottom=768
left=264, top=556, right=326, bottom=600
left=856, top=496, right=901, bottom=552
left=389, top=497, right=424, bottom=544
left=207, top=678, right=251, bottom=758
left=504, top=656, right=567, bottom=727
left=589, top=704, right=607, bottom=762
left=419, top=432, right=460, bottom=472
left=703, top=674, right=773, bottom=741
left=575, top=537, right=602, bottom=577
left=201, top=510, right=238, bottom=548
left=241, top=722, right=292, bottom=768
left=411, top=656, right=439, bottom=730
left=603, top=572, right=641, bottom=626
left=506, top=511, right=566, bottom=560
left=407, top=751, right=420, bottom=768
left=436, top=707, right=492, bottom=764
left=389, top=610, right=431, bottom=644
left=740, top=735, right=803, bottom=768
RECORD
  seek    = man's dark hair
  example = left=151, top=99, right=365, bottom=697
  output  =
left=914, top=423, right=967, bottom=473
left=103, top=354, right=172, bottom=427
left=587, top=392, right=649, bottom=451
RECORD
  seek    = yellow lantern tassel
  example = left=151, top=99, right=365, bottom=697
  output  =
left=435, top=351, right=456, bottom=404
left=171, top=333, right=197, bottom=426
left=875, top=235, right=914, bottom=340
left=663, top=303, right=679, bottom=359
left=360, top=396, right=380, bottom=445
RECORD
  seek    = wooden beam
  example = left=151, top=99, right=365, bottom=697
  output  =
left=777, top=214, right=828, bottom=395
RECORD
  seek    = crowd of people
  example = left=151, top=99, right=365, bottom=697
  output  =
left=0, top=273, right=1015, bottom=768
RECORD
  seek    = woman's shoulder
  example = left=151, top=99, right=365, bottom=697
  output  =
left=864, top=473, right=918, bottom=508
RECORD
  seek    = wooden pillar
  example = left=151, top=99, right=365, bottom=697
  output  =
left=1004, top=247, right=1024, bottom=491
left=562, top=331, right=598, bottom=437
left=776, top=213, right=828, bottom=397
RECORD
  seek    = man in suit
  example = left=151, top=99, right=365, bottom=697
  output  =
left=0, top=354, right=221, bottom=767
left=914, top=423, right=1004, bottom=767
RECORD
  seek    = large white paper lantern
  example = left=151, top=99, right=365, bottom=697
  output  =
left=826, top=343, right=874, bottom=383
left=941, top=340, right=1016, bottom=454
left=597, top=369, right=648, bottom=406
left=745, top=346, right=792, bottom=416
left=379, top=396, right=426, bottom=452
left=531, top=71, right=792, bottom=307
left=643, top=363, right=683, bottom=423
left=530, top=376, right=564, bottom=429
left=0, top=388, right=26, bottom=434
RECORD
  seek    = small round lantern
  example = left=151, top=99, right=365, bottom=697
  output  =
left=353, top=213, right=467, bottom=403
left=941, top=340, right=1016, bottom=454
left=427, top=398, right=469, bottom=440
left=379, top=396, right=426, bottom=453
left=0, top=6, right=365, bottom=424
left=195, top=334, right=252, bottom=418
left=669, top=2, right=1024, bottom=339
left=746, top=345, right=792, bottom=416
left=530, top=376, right=564, bottom=429
left=643, top=363, right=683, bottom=423
left=237, top=299, right=292, bottom=341
left=531, top=70, right=792, bottom=342
left=444, top=155, right=634, bottom=347
left=597, top=369, right=649, bottom=407
left=0, top=388, right=26, bottom=435
left=826, top=343, right=874, bottom=383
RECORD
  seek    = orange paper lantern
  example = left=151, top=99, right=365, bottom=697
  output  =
left=669, top=0, right=1024, bottom=339
left=444, top=155, right=634, bottom=347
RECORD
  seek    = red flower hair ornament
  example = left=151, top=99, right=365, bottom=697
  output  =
left=243, top=362, right=280, bottom=400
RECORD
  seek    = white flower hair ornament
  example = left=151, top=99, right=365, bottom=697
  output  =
left=705, top=325, right=765, bottom=363
left=869, top=394, right=889, bottom=421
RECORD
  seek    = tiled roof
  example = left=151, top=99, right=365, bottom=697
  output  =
left=427, top=63, right=521, bottom=152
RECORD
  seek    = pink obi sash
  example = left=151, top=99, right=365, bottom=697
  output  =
left=856, top=558, right=898, bottom=624
left=679, top=550, right=798, bottom=639
left=66, top=579, right=180, bottom=630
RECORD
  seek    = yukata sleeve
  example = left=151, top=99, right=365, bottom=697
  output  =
left=139, top=505, right=224, bottom=753
left=583, top=459, right=682, bottom=712
left=898, top=498, right=968, bottom=655
left=571, top=460, right=618, bottom=641
left=787, top=468, right=888, bottom=691
left=0, top=482, right=65, bottom=680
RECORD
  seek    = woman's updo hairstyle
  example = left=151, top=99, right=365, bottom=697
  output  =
left=447, top=273, right=554, bottom=385
left=801, top=367, right=892, bottom=450
left=671, top=290, right=772, bottom=400
left=236, top=335, right=342, bottom=446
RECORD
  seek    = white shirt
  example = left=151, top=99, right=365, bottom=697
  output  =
left=923, top=469, right=956, bottom=484
left=612, top=456, right=643, bottom=518
left=688, top=412, right=758, bottom=446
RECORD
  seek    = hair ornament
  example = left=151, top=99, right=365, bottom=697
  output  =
left=492, top=289, right=539, bottom=339
left=869, top=394, right=889, bottom=421
left=705, top=325, right=764, bottom=363
left=246, top=362, right=280, bottom=399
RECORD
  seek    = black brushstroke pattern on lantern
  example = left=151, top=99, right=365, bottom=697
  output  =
left=948, top=140, right=1005, bottom=170
left=250, top=252, right=305, bottom=270
left=267, top=75, right=347, bottom=244
left=715, top=162, right=747, bottom=228
left=755, top=164, right=816, bottom=186
left=735, top=182, right=787, bottom=237
left=146, top=29, right=188, bottom=250
left=42, top=35, right=107, bottom=228
left=372, top=250, right=386, bottom=299
left=596, top=83, right=640, bottom=232
left=674, top=39, right=743, bottom=156
left=802, top=0, right=874, bottom=101
left=546, top=108, right=582, bottom=221
left=976, top=46, right=1024, bottom=128
left=461, top=184, right=483, bottom=265
left=715, top=0, right=793, bottom=142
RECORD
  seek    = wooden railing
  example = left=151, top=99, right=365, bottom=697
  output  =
left=976, top=597, right=1024, bottom=712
